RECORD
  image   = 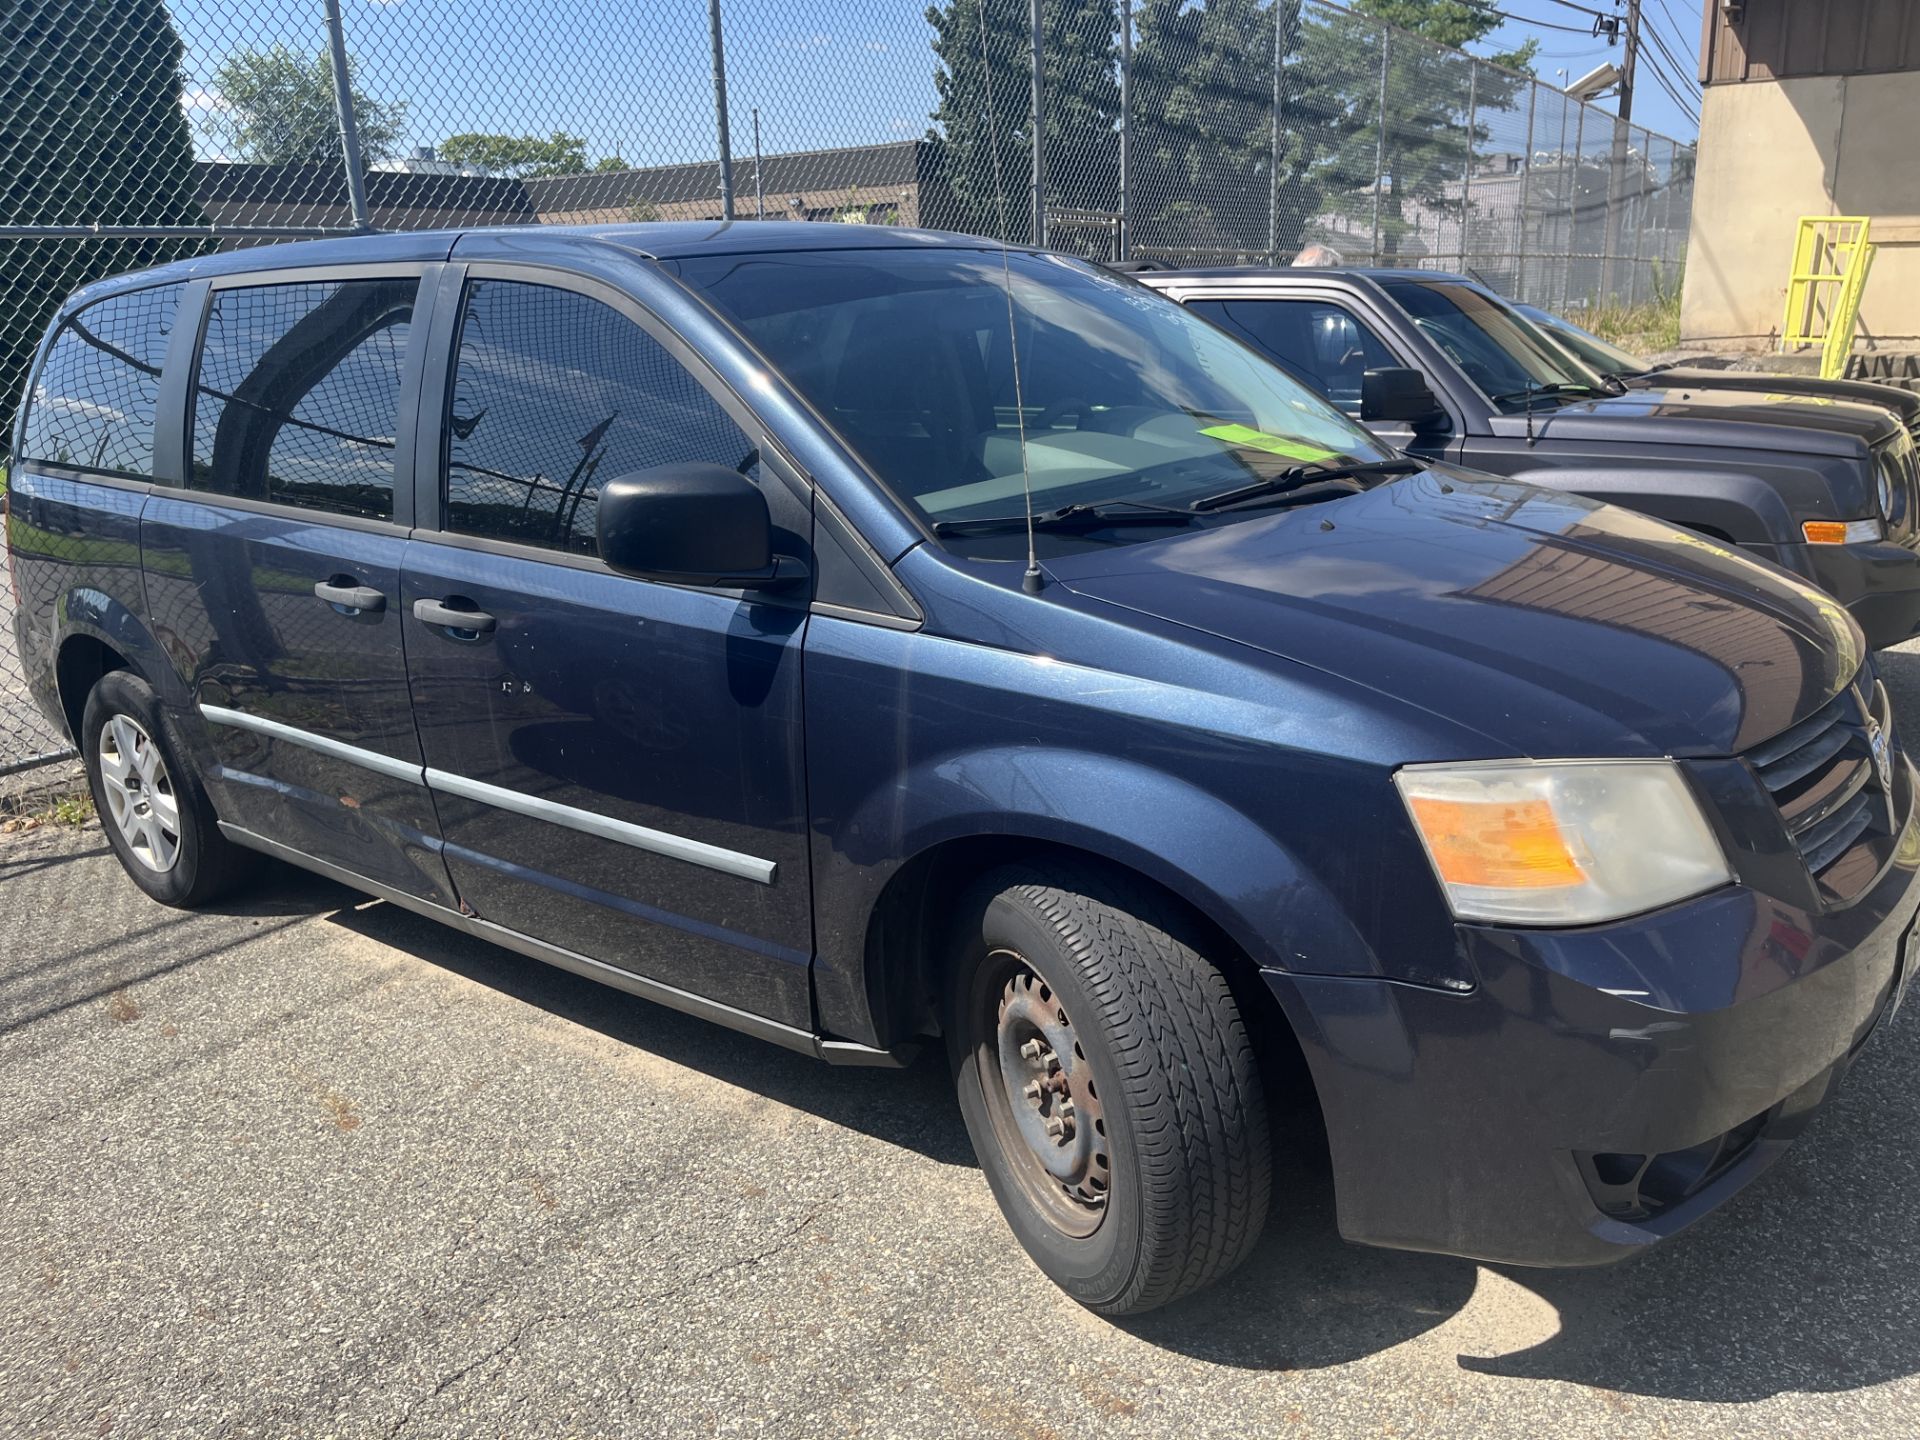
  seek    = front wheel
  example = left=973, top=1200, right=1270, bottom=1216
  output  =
left=82, top=670, right=255, bottom=907
left=947, top=865, right=1272, bottom=1315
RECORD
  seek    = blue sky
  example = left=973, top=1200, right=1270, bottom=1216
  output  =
left=168, top=0, right=1700, bottom=171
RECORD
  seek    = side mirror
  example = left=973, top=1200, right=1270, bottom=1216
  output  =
left=595, top=462, right=802, bottom=589
left=1361, top=367, right=1448, bottom=431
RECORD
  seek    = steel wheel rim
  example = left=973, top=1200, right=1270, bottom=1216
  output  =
left=977, top=948, right=1110, bottom=1239
left=98, top=713, right=181, bottom=873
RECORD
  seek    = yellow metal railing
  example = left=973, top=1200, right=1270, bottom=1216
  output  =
left=1781, top=216, right=1875, bottom=380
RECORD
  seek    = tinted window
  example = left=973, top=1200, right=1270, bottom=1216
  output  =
left=671, top=249, right=1386, bottom=545
left=1386, top=282, right=1606, bottom=412
left=1187, top=298, right=1399, bottom=417
left=22, top=284, right=185, bottom=475
left=191, top=279, right=417, bottom=520
left=443, top=280, right=754, bottom=555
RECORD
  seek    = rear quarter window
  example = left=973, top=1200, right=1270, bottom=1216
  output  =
left=19, top=283, right=186, bottom=476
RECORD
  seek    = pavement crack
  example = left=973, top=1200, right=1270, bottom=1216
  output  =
left=384, top=1197, right=838, bottom=1436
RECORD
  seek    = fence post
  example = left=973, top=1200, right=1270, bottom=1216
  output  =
left=1268, top=1, right=1297, bottom=265
left=1370, top=24, right=1389, bottom=264
left=1566, top=102, right=1584, bottom=310
left=1030, top=0, right=1047, bottom=246
left=1460, top=61, right=1478, bottom=274
left=708, top=0, right=736, bottom=220
left=1118, top=0, right=1131, bottom=258
left=1517, top=81, right=1536, bottom=301
left=321, top=0, right=373, bottom=231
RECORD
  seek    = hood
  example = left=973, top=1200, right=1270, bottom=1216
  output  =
left=1048, top=470, right=1860, bottom=759
left=1645, top=368, right=1920, bottom=434
left=1517, top=384, right=1900, bottom=458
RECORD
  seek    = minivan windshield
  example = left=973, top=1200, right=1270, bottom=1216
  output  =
left=670, top=247, right=1392, bottom=547
left=1384, top=280, right=1614, bottom=413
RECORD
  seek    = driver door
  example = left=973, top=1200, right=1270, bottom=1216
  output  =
left=400, top=266, right=817, bottom=1030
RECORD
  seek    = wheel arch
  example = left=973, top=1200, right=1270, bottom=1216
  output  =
left=54, top=632, right=132, bottom=745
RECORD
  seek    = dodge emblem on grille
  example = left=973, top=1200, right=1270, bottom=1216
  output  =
left=1869, top=715, right=1896, bottom=827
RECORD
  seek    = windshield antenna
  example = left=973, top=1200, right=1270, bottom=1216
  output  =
left=1523, top=379, right=1537, bottom=447
left=974, top=0, right=1044, bottom=595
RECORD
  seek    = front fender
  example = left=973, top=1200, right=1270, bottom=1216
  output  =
left=1507, top=464, right=1799, bottom=552
left=808, top=744, right=1385, bottom=1048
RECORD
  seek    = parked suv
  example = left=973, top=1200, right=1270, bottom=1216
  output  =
left=10, top=226, right=1919, bottom=1315
left=1136, top=266, right=1920, bottom=649
left=1512, top=299, right=1920, bottom=443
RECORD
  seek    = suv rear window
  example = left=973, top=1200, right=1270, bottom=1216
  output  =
left=190, top=278, right=418, bottom=521
left=20, top=283, right=185, bottom=476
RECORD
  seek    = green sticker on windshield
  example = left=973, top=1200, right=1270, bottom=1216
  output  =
left=1199, top=423, right=1340, bottom=463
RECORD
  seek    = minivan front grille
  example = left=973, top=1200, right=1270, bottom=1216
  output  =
left=1747, top=677, right=1896, bottom=880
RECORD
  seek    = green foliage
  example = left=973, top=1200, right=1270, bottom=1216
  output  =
left=1582, top=291, right=1683, bottom=354
left=0, top=0, right=210, bottom=452
left=1303, top=0, right=1536, bottom=259
left=441, top=131, right=615, bottom=178
left=922, top=0, right=1120, bottom=242
left=210, top=45, right=405, bottom=166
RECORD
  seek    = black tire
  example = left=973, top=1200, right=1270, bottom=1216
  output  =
left=81, top=670, right=256, bottom=907
left=946, top=863, right=1272, bottom=1315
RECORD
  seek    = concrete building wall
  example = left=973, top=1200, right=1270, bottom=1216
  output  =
left=1682, top=73, right=1920, bottom=349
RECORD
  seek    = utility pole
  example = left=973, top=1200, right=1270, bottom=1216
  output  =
left=1618, top=0, right=1641, bottom=122
left=1601, top=0, right=1643, bottom=301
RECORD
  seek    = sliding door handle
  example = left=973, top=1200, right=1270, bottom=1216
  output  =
left=412, top=596, right=497, bottom=635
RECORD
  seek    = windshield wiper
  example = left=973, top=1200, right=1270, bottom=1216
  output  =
left=929, top=498, right=1199, bottom=537
left=1489, top=381, right=1606, bottom=407
left=1188, top=457, right=1422, bottom=514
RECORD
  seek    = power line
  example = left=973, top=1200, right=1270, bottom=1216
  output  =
left=1639, top=13, right=1703, bottom=97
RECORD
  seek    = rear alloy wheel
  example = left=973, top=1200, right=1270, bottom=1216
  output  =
left=96, top=713, right=181, bottom=874
left=948, top=865, right=1272, bottom=1315
left=82, top=670, right=255, bottom=907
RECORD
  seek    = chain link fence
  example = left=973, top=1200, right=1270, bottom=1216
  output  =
left=0, top=0, right=1695, bottom=773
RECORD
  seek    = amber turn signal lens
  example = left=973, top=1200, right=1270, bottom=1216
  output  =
left=1803, top=519, right=1881, bottom=545
left=1403, top=795, right=1585, bottom=890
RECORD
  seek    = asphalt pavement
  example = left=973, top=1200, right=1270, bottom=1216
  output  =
left=5, top=648, right=1920, bottom=1438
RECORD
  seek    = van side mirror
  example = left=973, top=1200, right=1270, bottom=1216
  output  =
left=596, top=462, right=803, bottom=589
left=1361, top=367, right=1448, bottom=431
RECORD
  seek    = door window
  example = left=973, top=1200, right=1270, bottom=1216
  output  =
left=442, top=279, right=755, bottom=557
left=190, top=278, right=417, bottom=520
left=21, top=283, right=185, bottom=476
left=1186, top=298, right=1398, bottom=417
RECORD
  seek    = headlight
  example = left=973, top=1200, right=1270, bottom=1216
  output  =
left=1877, top=459, right=1896, bottom=521
left=1394, top=760, right=1731, bottom=925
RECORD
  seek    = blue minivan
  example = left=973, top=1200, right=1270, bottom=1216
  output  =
left=8, top=224, right=1918, bottom=1315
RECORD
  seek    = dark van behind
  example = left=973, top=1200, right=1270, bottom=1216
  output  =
left=9, top=225, right=1918, bottom=1315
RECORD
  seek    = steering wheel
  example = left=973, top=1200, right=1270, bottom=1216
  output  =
left=1036, top=397, right=1093, bottom=432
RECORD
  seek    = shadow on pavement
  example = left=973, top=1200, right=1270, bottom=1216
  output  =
left=256, top=862, right=1920, bottom=1399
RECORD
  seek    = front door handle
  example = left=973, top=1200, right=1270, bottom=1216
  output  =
left=314, top=577, right=386, bottom=613
left=413, top=596, right=497, bottom=636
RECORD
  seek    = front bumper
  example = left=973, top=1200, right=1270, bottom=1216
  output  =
left=1790, top=536, right=1920, bottom=649
left=1266, top=789, right=1920, bottom=1268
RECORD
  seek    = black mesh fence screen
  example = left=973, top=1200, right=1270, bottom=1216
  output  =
left=0, top=0, right=1695, bottom=772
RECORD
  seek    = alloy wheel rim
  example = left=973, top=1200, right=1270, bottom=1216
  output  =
left=984, top=949, right=1110, bottom=1238
left=98, top=714, right=181, bottom=873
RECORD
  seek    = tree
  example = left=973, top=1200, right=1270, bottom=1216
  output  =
left=440, top=131, right=597, bottom=178
left=0, top=0, right=210, bottom=450
left=210, top=45, right=404, bottom=166
left=1130, top=0, right=1281, bottom=256
left=1297, top=0, right=1539, bottom=261
left=922, top=0, right=1120, bottom=244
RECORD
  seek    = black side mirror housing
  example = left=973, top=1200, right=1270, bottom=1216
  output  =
left=595, top=462, right=802, bottom=589
left=1361, top=367, right=1448, bottom=432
